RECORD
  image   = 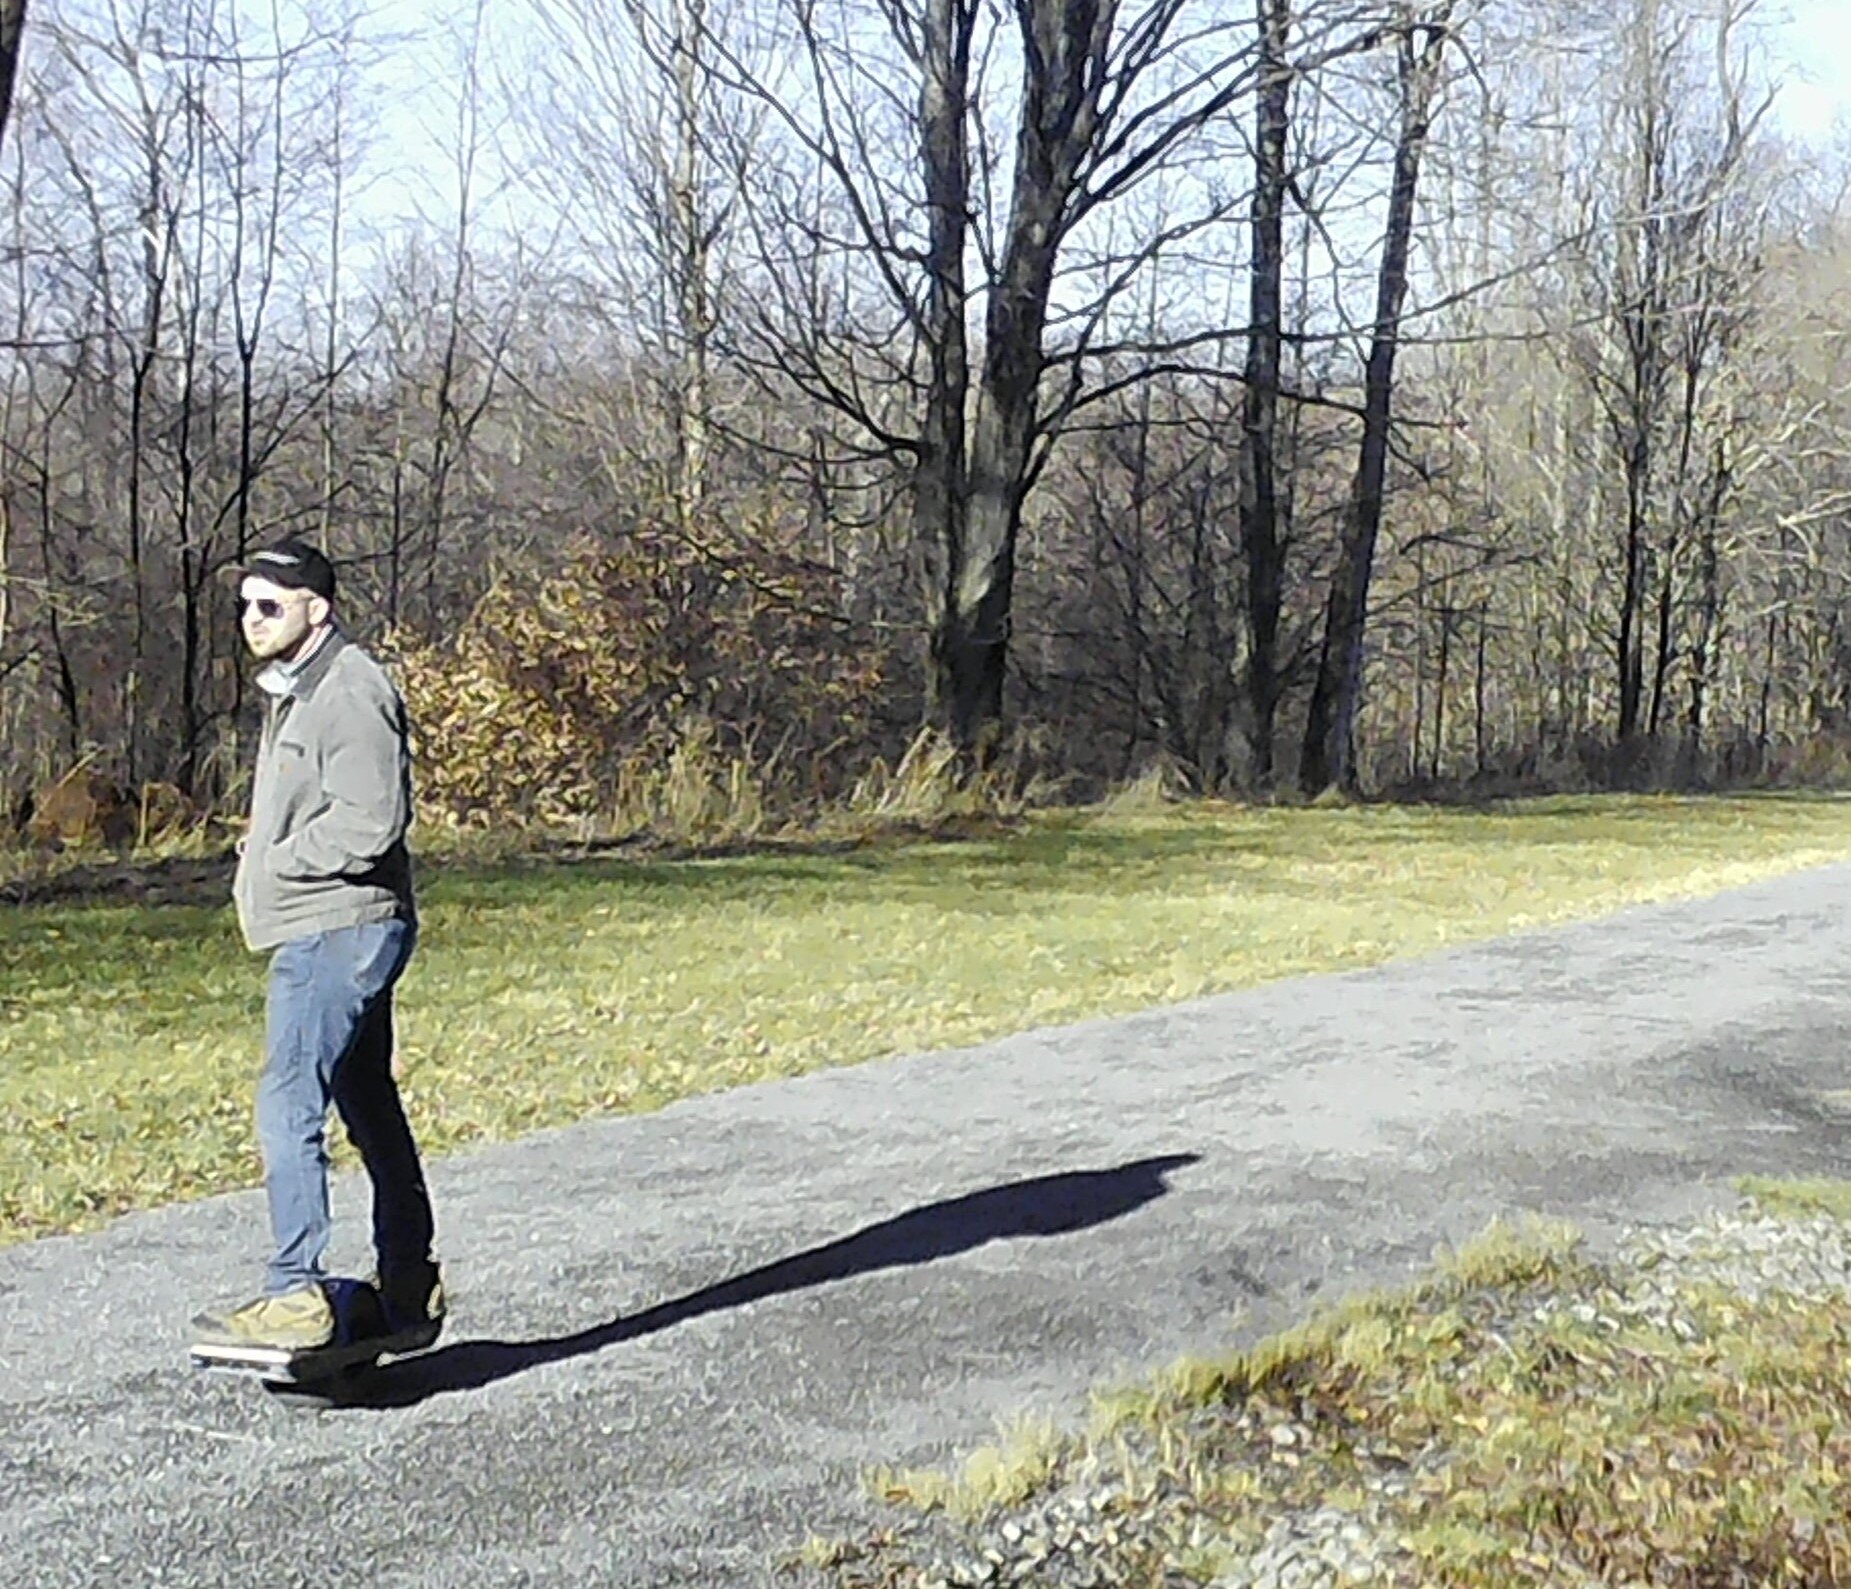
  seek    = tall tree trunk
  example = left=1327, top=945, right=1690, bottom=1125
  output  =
left=1615, top=408, right=1652, bottom=748
left=1301, top=5, right=1452, bottom=795
left=1410, top=538, right=1425, bottom=777
left=0, top=490, right=10, bottom=768
left=35, top=464, right=78, bottom=761
left=125, top=148, right=170, bottom=787
left=0, top=0, right=26, bottom=161
left=424, top=0, right=490, bottom=619
left=174, top=51, right=211, bottom=793
left=319, top=65, right=345, bottom=547
left=1239, top=0, right=1291, bottom=788
left=1648, top=544, right=1675, bottom=741
left=1681, top=434, right=1729, bottom=778
left=668, top=0, right=712, bottom=535
left=1606, top=0, right=1684, bottom=757
left=1431, top=598, right=1450, bottom=782
left=916, top=0, right=975, bottom=742
left=929, top=0, right=1110, bottom=758
left=1473, top=604, right=1488, bottom=777
left=1122, top=343, right=1154, bottom=775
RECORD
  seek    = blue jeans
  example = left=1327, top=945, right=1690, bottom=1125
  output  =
left=257, top=919, right=434, bottom=1294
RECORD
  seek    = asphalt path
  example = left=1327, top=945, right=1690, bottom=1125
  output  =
left=6, top=863, right=1851, bottom=1586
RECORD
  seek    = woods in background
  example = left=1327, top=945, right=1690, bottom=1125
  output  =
left=1, top=0, right=1847, bottom=831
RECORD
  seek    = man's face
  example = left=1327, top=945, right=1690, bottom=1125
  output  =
left=239, top=577, right=328, bottom=662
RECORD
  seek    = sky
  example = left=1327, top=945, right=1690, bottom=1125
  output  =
left=337, top=0, right=1851, bottom=245
left=1772, top=0, right=1851, bottom=144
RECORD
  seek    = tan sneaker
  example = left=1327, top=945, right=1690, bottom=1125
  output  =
left=192, top=1285, right=335, bottom=1351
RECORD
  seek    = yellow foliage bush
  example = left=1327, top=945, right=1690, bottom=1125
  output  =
left=389, top=530, right=888, bottom=827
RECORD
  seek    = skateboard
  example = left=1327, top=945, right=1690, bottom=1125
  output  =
left=189, top=1277, right=439, bottom=1407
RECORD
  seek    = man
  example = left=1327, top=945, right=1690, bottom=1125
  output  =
left=193, top=539, right=444, bottom=1353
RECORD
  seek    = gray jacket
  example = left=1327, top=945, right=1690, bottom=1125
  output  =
left=233, top=627, right=417, bottom=952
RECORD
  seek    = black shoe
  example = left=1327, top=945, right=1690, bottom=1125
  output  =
left=370, top=1259, right=446, bottom=1348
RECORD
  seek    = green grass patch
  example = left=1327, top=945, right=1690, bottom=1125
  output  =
left=6, top=792, right=1851, bottom=1243
left=824, top=1189, right=1851, bottom=1588
left=1739, top=1174, right=1851, bottom=1223
left=869, top=1416, right=1066, bottom=1521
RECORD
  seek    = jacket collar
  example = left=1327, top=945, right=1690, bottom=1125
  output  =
left=256, top=624, right=346, bottom=703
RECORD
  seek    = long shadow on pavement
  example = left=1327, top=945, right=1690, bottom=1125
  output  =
left=354, top=1152, right=1200, bottom=1409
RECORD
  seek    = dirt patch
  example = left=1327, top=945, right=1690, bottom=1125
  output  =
left=0, top=852, right=236, bottom=909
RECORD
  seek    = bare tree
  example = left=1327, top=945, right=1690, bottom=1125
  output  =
left=524, top=0, right=761, bottom=541
left=1300, top=1, right=1456, bottom=795
left=1557, top=0, right=1769, bottom=769
left=1238, top=0, right=1291, bottom=786
left=712, top=0, right=1305, bottom=756
left=10, top=0, right=1851, bottom=825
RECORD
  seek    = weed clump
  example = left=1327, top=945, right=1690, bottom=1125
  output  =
left=819, top=1200, right=1851, bottom=1588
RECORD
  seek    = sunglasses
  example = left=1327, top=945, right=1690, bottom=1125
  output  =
left=239, top=595, right=297, bottom=621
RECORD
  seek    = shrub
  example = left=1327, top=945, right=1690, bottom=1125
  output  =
left=389, top=528, right=889, bottom=828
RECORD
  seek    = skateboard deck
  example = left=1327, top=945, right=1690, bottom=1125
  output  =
left=189, top=1278, right=438, bottom=1404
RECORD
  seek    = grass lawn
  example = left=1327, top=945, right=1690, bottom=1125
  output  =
left=6, top=792, right=1851, bottom=1245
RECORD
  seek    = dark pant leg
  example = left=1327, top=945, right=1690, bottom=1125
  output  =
left=330, top=949, right=436, bottom=1276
